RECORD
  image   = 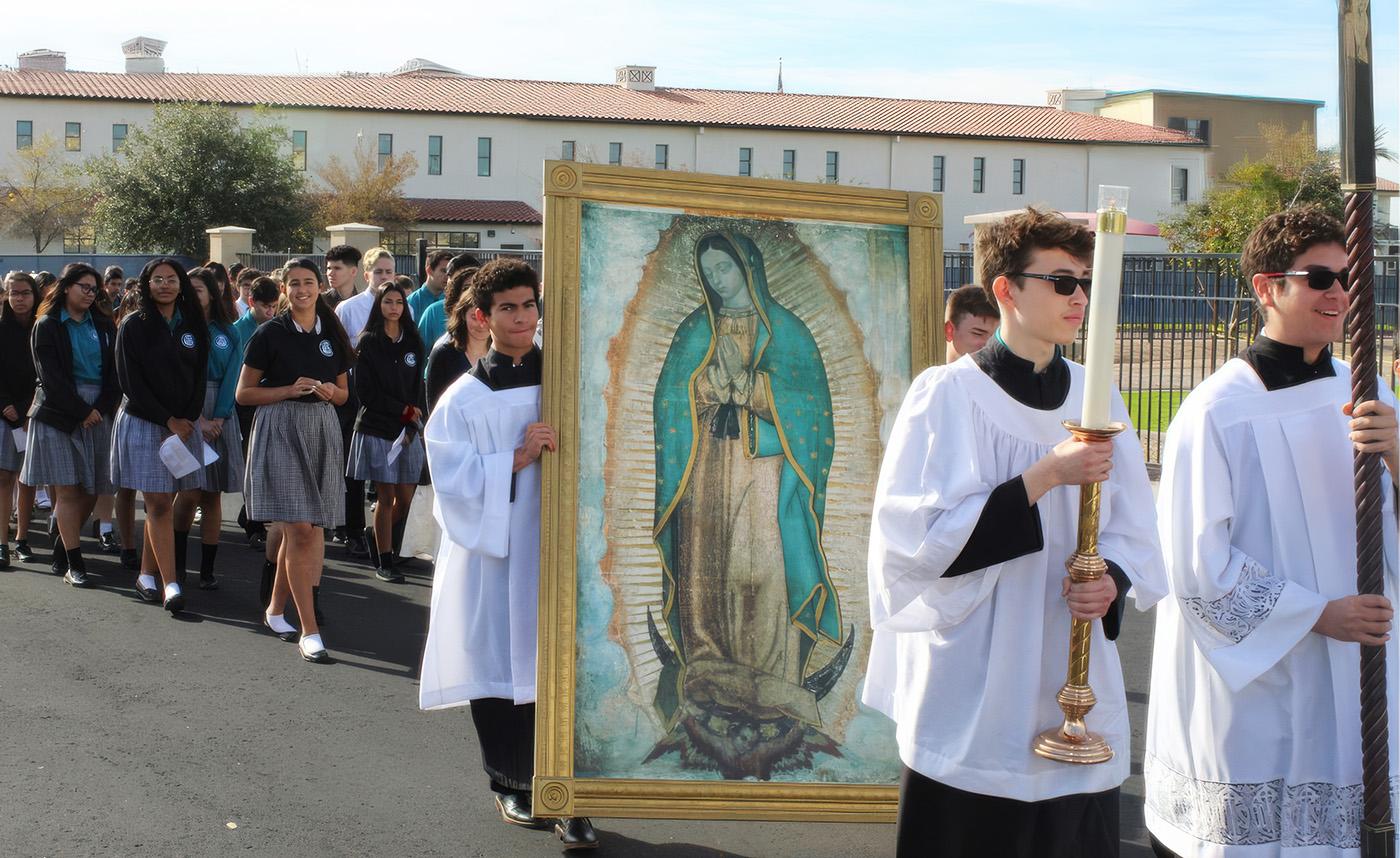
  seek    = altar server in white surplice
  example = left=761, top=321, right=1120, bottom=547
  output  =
left=417, top=259, right=597, bottom=850
left=865, top=208, right=1168, bottom=858
left=1145, top=207, right=1399, bottom=858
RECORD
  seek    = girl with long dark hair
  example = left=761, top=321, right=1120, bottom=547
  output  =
left=20, top=263, right=120, bottom=585
left=425, top=267, right=488, bottom=413
left=346, top=279, right=426, bottom=582
left=171, top=267, right=245, bottom=590
left=0, top=272, right=39, bottom=569
left=111, top=258, right=210, bottom=614
left=237, top=258, right=352, bottom=663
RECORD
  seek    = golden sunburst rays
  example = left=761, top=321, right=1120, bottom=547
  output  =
left=597, top=211, right=889, bottom=741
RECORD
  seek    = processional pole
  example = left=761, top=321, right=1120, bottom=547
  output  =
left=1338, top=2, right=1394, bottom=855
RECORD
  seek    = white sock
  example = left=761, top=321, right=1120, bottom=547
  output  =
left=164, top=582, right=181, bottom=600
left=99, top=521, right=113, bottom=535
left=138, top=573, right=158, bottom=591
left=300, top=633, right=325, bottom=654
left=265, top=612, right=297, bottom=634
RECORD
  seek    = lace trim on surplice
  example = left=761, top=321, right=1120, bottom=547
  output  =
left=1180, top=558, right=1285, bottom=644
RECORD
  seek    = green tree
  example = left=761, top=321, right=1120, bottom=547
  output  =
left=88, top=102, right=311, bottom=258
left=0, top=134, right=95, bottom=253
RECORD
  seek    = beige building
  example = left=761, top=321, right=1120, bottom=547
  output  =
left=1049, top=88, right=1321, bottom=182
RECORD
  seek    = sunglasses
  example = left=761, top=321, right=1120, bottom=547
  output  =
left=1013, top=272, right=1092, bottom=297
left=1260, top=266, right=1349, bottom=292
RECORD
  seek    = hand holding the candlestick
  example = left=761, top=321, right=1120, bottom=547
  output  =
left=1061, top=573, right=1118, bottom=621
left=1022, top=436, right=1115, bottom=503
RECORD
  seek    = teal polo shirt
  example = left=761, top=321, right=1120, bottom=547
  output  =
left=60, top=308, right=103, bottom=385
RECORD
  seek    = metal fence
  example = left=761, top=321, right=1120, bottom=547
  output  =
left=237, top=248, right=543, bottom=282
left=945, top=252, right=1400, bottom=463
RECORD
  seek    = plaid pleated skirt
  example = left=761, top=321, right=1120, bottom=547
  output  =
left=245, top=399, right=344, bottom=530
left=195, top=382, right=244, bottom=493
left=19, top=384, right=113, bottom=495
left=0, top=419, right=24, bottom=472
left=346, top=429, right=427, bottom=485
left=110, top=404, right=204, bottom=494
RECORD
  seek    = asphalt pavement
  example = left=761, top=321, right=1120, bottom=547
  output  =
left=0, top=503, right=1157, bottom=858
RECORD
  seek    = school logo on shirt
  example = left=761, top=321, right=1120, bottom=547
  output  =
left=319, top=339, right=334, bottom=358
left=405, top=352, right=417, bottom=368
left=180, top=333, right=196, bottom=349
left=87, top=329, right=99, bottom=342
left=213, top=334, right=230, bottom=350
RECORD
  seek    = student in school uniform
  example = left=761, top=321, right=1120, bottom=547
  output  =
left=346, top=279, right=426, bottom=582
left=0, top=271, right=39, bottom=569
left=237, top=258, right=353, bottom=664
left=171, top=267, right=245, bottom=591
left=111, top=258, right=210, bottom=614
left=21, top=263, right=121, bottom=585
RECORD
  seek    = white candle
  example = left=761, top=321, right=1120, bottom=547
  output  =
left=1080, top=185, right=1129, bottom=429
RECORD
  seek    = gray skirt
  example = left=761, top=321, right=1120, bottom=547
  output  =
left=245, top=399, right=345, bottom=530
left=195, top=382, right=244, bottom=494
left=19, top=383, right=113, bottom=495
left=0, top=419, right=24, bottom=472
left=346, top=429, right=427, bottom=485
left=110, top=404, right=204, bottom=494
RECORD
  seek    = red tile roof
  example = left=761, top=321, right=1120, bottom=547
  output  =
left=407, top=198, right=541, bottom=224
left=1379, top=177, right=1398, bottom=193
left=0, top=69, right=1202, bottom=146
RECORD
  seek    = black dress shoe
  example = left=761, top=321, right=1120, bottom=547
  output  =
left=98, top=532, right=120, bottom=554
left=330, top=527, right=347, bottom=545
left=198, top=571, right=219, bottom=590
left=133, top=578, right=161, bottom=603
left=120, top=548, right=140, bottom=571
left=345, top=535, right=368, bottom=558
left=164, top=587, right=185, bottom=614
left=0, top=543, right=9, bottom=570
left=299, top=638, right=331, bottom=664
left=495, top=794, right=550, bottom=830
left=555, top=817, right=599, bottom=849
left=262, top=615, right=298, bottom=642
left=13, top=540, right=35, bottom=563
left=64, top=567, right=92, bottom=588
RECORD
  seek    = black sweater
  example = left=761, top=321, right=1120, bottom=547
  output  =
left=353, top=333, right=425, bottom=440
left=28, top=312, right=121, bottom=433
left=0, top=315, right=37, bottom=428
left=425, top=339, right=473, bottom=415
left=115, top=311, right=209, bottom=426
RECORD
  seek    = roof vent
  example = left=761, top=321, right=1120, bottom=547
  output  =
left=18, top=49, right=66, bottom=72
left=615, top=65, right=656, bottom=92
left=123, top=36, right=167, bottom=74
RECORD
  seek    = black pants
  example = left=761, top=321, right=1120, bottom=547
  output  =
left=895, top=766, right=1119, bottom=858
left=469, top=698, right=535, bottom=796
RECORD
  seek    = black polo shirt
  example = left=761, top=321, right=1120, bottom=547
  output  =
left=243, top=313, right=352, bottom=403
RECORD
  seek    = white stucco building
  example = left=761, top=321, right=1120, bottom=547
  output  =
left=0, top=40, right=1209, bottom=258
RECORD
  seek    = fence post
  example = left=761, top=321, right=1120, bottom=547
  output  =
left=325, top=222, right=385, bottom=256
left=417, top=238, right=428, bottom=283
left=206, top=226, right=256, bottom=267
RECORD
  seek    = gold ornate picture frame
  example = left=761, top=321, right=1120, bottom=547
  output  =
left=535, top=160, right=942, bottom=821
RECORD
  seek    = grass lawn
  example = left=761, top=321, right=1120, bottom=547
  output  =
left=1124, top=390, right=1187, bottom=434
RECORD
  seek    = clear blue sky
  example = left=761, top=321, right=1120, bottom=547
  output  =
left=5, top=0, right=1398, bottom=181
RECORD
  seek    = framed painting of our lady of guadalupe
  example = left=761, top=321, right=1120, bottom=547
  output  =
left=535, top=160, right=942, bottom=821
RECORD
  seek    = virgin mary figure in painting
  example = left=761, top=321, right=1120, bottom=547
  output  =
left=649, top=230, right=852, bottom=779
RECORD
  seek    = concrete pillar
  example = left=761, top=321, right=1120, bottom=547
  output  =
left=205, top=226, right=256, bottom=267
left=324, top=223, right=385, bottom=255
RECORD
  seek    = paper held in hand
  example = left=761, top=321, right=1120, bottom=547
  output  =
left=159, top=434, right=219, bottom=478
left=386, top=426, right=410, bottom=466
left=11, top=426, right=25, bottom=453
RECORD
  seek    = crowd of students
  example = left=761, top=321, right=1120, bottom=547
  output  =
left=0, top=246, right=493, bottom=666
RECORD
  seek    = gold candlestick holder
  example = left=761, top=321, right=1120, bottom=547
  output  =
left=1033, top=419, right=1126, bottom=765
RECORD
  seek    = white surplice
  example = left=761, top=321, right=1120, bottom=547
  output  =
left=863, top=356, right=1168, bottom=802
left=1145, top=358, right=1400, bottom=857
left=418, top=374, right=541, bottom=709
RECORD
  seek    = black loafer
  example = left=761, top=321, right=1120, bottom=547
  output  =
left=13, top=540, right=35, bottom=563
left=98, top=532, right=120, bottom=554
left=63, top=567, right=93, bottom=588
left=134, top=579, right=161, bottom=603
left=164, top=588, right=185, bottom=614
left=198, top=572, right=219, bottom=591
left=555, top=817, right=599, bottom=849
left=299, top=640, right=331, bottom=664
left=262, top=616, right=298, bottom=642
left=495, top=794, right=550, bottom=830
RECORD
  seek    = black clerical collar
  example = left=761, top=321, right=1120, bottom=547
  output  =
left=471, top=346, right=542, bottom=391
left=1241, top=334, right=1335, bottom=392
left=971, top=335, right=1069, bottom=410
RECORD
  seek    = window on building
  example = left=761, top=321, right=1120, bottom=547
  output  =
left=111, top=124, right=128, bottom=153
left=64, top=224, right=96, bottom=254
left=65, top=122, right=81, bottom=152
left=1167, top=117, right=1211, bottom=145
left=932, top=155, right=945, bottom=192
left=1171, top=166, right=1189, bottom=203
left=738, top=147, right=752, bottom=177
left=783, top=149, right=796, bottom=180
left=562, top=140, right=576, bottom=161
left=608, top=142, right=622, bottom=166
left=477, top=137, right=492, bottom=176
left=972, top=157, right=985, bottom=193
left=428, top=135, right=442, bottom=175
left=825, top=151, right=839, bottom=183
left=1012, top=158, right=1025, bottom=195
left=16, top=120, right=32, bottom=150
left=291, top=130, right=307, bottom=171
left=377, top=133, right=393, bottom=170
left=655, top=144, right=669, bottom=170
